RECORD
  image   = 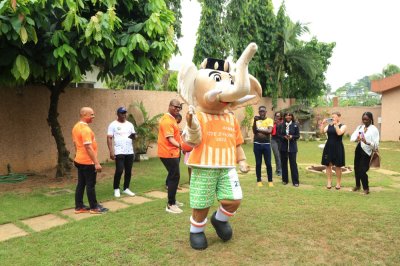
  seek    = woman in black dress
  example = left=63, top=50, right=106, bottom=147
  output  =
left=319, top=112, right=346, bottom=189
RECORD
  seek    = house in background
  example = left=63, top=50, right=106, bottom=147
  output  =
left=371, top=73, right=400, bottom=141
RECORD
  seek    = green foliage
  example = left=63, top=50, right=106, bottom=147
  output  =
left=105, top=75, right=130, bottom=90
left=240, top=105, right=254, bottom=137
left=223, top=1, right=335, bottom=107
left=272, top=5, right=335, bottom=106
left=127, top=101, right=163, bottom=154
left=0, top=0, right=177, bottom=87
left=335, top=75, right=381, bottom=106
left=166, top=71, right=178, bottom=91
left=193, top=0, right=228, bottom=65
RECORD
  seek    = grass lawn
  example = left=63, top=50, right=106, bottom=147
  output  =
left=1, top=141, right=400, bottom=265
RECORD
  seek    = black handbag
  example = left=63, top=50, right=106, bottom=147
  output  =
left=369, top=149, right=381, bottom=169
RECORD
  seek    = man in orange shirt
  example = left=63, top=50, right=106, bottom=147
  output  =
left=158, top=99, right=183, bottom=214
left=72, top=107, right=108, bottom=214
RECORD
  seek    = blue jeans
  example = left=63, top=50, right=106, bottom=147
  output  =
left=253, top=143, right=273, bottom=182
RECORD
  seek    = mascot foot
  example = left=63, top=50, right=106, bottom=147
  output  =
left=190, top=232, right=208, bottom=250
left=211, top=211, right=232, bottom=241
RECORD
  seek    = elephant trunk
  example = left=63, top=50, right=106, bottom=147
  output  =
left=218, top=43, right=258, bottom=103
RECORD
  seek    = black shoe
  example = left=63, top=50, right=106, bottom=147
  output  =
left=363, top=189, right=370, bottom=195
left=282, top=181, right=288, bottom=185
left=293, top=184, right=299, bottom=187
left=190, top=232, right=208, bottom=250
left=351, top=186, right=361, bottom=192
left=211, top=211, right=232, bottom=241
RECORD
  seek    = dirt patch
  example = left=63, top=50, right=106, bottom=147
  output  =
left=0, top=164, right=116, bottom=194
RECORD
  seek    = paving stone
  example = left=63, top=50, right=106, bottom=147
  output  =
left=44, top=189, right=74, bottom=197
left=144, top=191, right=167, bottom=199
left=61, top=208, right=93, bottom=221
left=21, top=214, right=68, bottom=232
left=177, top=187, right=190, bottom=193
left=0, top=223, right=29, bottom=242
left=297, top=184, right=314, bottom=189
left=100, top=200, right=130, bottom=212
left=372, top=168, right=400, bottom=176
left=121, top=196, right=153, bottom=205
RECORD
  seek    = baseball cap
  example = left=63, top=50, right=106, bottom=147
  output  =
left=117, top=107, right=127, bottom=113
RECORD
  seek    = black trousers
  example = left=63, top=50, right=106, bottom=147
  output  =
left=280, top=151, right=299, bottom=185
left=113, top=154, right=134, bottom=190
left=74, top=162, right=98, bottom=209
left=160, top=157, right=180, bottom=205
left=354, top=143, right=371, bottom=190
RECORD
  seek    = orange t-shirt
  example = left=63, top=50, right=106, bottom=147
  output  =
left=72, top=121, right=97, bottom=165
left=187, top=112, right=243, bottom=168
left=157, top=113, right=182, bottom=158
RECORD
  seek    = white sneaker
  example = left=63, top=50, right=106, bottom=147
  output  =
left=114, top=189, right=121, bottom=198
left=176, top=201, right=184, bottom=207
left=123, top=188, right=135, bottom=196
left=166, top=204, right=183, bottom=214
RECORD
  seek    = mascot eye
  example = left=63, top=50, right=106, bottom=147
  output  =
left=212, top=74, right=222, bottom=82
left=230, top=78, right=234, bottom=85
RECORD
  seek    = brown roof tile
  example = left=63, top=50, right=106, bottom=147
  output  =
left=371, top=73, right=400, bottom=93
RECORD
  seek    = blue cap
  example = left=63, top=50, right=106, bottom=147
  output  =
left=117, top=107, right=127, bottom=113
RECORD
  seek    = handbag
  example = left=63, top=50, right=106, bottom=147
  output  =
left=369, top=149, right=381, bottom=169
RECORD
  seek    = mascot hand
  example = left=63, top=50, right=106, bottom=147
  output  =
left=183, top=105, right=202, bottom=146
left=239, top=160, right=250, bottom=173
left=186, top=105, right=199, bottom=129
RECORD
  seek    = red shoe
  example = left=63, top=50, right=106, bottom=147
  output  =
left=74, top=206, right=90, bottom=214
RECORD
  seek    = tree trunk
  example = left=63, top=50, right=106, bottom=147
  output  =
left=47, top=78, right=72, bottom=178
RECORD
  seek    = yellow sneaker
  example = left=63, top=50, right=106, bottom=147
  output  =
left=257, top=182, right=263, bottom=187
left=268, top=182, right=274, bottom=187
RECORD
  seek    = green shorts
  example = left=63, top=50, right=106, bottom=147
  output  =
left=190, top=167, right=243, bottom=209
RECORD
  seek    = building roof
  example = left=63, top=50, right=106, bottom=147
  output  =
left=371, top=73, right=400, bottom=93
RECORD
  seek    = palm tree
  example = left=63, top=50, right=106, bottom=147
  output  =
left=273, top=9, right=318, bottom=106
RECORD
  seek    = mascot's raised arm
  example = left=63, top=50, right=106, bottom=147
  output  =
left=178, top=43, right=262, bottom=250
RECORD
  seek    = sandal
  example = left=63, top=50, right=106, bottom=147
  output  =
left=326, top=186, right=332, bottom=189
left=335, top=186, right=341, bottom=190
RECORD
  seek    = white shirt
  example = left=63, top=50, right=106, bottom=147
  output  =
left=350, top=124, right=379, bottom=156
left=107, top=120, right=136, bottom=155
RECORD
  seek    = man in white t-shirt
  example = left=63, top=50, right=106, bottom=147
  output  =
left=107, top=107, right=136, bottom=197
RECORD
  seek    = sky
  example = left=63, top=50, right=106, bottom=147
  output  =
left=169, top=0, right=400, bottom=91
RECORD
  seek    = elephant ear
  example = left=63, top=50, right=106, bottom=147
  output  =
left=178, top=62, right=198, bottom=105
left=229, top=74, right=262, bottom=109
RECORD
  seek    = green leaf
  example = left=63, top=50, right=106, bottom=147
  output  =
left=10, top=16, right=22, bottom=33
left=19, top=26, right=28, bottom=44
left=15, top=55, right=30, bottom=80
left=62, top=12, right=74, bottom=31
left=1, top=22, right=9, bottom=34
left=128, top=23, right=144, bottom=33
left=0, top=0, right=9, bottom=15
left=25, top=17, right=35, bottom=26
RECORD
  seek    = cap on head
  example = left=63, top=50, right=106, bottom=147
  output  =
left=117, top=107, right=127, bottom=114
left=200, top=58, right=230, bottom=73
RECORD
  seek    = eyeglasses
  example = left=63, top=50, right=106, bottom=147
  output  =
left=171, top=105, right=182, bottom=110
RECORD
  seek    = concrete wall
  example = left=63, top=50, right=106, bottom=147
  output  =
left=313, top=106, right=382, bottom=137
left=380, top=88, right=400, bottom=141
left=0, top=86, right=291, bottom=174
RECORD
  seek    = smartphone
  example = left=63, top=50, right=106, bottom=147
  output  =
left=326, top=118, right=333, bottom=123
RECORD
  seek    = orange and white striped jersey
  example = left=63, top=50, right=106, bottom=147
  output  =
left=187, top=112, right=244, bottom=168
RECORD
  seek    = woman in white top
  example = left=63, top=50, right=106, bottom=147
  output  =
left=350, top=112, right=380, bottom=195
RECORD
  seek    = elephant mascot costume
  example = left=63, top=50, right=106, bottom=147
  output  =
left=178, top=43, right=262, bottom=250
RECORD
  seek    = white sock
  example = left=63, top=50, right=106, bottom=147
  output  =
left=190, top=216, right=207, bottom=233
left=215, top=206, right=235, bottom=222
